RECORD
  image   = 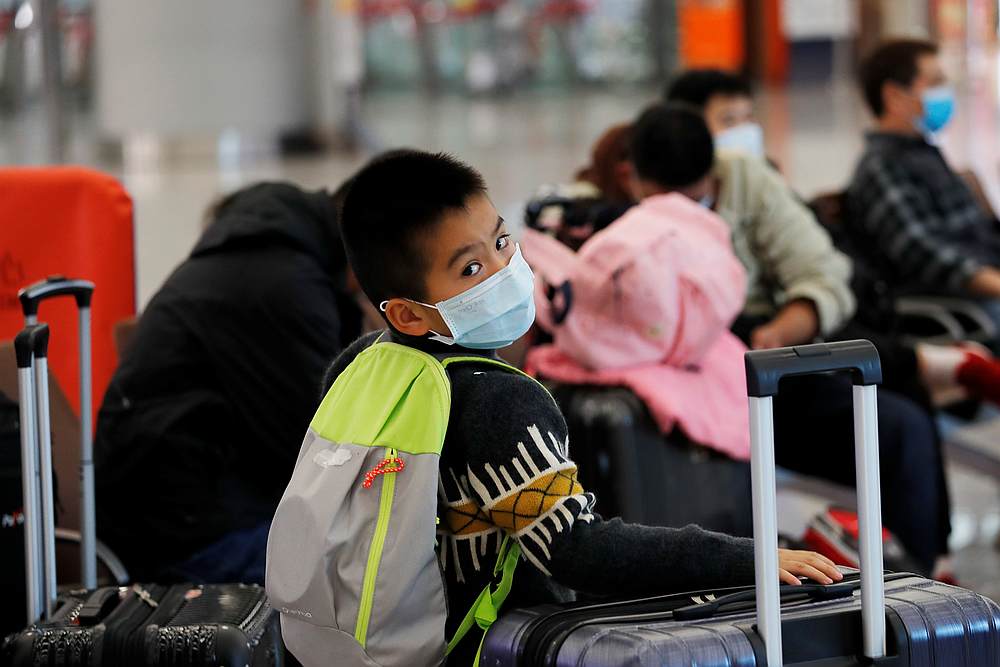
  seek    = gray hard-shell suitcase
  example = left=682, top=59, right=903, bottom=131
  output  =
left=481, top=340, right=1000, bottom=666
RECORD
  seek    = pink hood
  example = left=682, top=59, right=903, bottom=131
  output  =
left=524, top=194, right=750, bottom=460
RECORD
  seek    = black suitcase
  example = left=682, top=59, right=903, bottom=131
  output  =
left=2, top=582, right=283, bottom=666
left=483, top=341, right=1000, bottom=666
left=3, top=285, right=287, bottom=667
left=552, top=385, right=752, bottom=536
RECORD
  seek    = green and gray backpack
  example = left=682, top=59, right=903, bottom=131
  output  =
left=266, top=340, right=527, bottom=666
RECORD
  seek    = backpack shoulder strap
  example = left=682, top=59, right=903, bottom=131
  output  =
left=435, top=353, right=557, bottom=405
left=437, top=353, right=528, bottom=376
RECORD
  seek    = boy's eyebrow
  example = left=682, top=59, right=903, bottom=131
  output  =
left=446, top=216, right=506, bottom=269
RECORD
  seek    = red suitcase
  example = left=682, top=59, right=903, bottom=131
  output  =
left=0, top=166, right=135, bottom=425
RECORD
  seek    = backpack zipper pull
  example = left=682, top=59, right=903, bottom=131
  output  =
left=363, top=448, right=405, bottom=489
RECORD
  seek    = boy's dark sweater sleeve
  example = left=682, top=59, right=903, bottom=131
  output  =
left=450, top=369, right=755, bottom=596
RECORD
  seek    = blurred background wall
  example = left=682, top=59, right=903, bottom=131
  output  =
left=1, top=0, right=999, bottom=302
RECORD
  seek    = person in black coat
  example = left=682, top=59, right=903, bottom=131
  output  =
left=94, top=182, right=361, bottom=583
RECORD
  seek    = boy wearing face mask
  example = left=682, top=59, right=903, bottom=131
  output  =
left=846, top=39, right=1000, bottom=318
left=322, top=150, right=841, bottom=664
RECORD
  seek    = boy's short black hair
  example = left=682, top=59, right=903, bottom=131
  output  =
left=630, top=104, right=714, bottom=190
left=339, top=150, right=487, bottom=306
left=859, top=39, right=938, bottom=117
left=664, top=69, right=753, bottom=109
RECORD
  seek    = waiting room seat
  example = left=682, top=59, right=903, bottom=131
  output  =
left=808, top=190, right=996, bottom=345
left=0, top=167, right=136, bottom=426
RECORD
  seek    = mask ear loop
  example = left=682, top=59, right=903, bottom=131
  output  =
left=380, top=298, right=438, bottom=312
left=379, top=299, right=456, bottom=345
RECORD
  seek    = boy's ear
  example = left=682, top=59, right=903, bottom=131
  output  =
left=383, top=298, right=435, bottom=337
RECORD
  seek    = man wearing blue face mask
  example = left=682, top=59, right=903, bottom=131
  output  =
left=846, top=39, right=1000, bottom=319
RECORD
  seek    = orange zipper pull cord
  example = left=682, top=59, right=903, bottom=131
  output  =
left=363, top=449, right=405, bottom=489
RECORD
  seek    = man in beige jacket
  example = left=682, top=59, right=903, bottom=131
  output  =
left=665, top=70, right=856, bottom=350
left=713, top=149, right=856, bottom=348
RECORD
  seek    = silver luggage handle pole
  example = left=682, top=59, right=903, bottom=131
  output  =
left=854, top=384, right=885, bottom=658
left=745, top=340, right=886, bottom=665
left=78, top=304, right=96, bottom=588
left=19, top=276, right=98, bottom=589
left=748, top=395, right=782, bottom=665
left=15, top=325, right=50, bottom=624
left=34, top=341, right=58, bottom=616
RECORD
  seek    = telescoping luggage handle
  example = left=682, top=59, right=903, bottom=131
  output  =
left=15, top=324, right=57, bottom=624
left=18, top=276, right=97, bottom=590
left=744, top=340, right=884, bottom=666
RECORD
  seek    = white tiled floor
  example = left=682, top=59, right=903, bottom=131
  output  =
left=4, top=58, right=1000, bottom=594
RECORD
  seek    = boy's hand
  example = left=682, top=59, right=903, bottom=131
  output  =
left=777, top=549, right=843, bottom=585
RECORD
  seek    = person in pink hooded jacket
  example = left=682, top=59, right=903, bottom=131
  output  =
left=523, top=149, right=752, bottom=462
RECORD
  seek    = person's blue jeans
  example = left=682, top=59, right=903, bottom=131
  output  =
left=773, top=374, right=949, bottom=573
left=164, top=521, right=270, bottom=584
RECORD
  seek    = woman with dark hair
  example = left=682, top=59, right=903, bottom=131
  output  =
left=523, top=123, right=635, bottom=256
left=94, top=181, right=362, bottom=584
left=575, top=122, right=634, bottom=204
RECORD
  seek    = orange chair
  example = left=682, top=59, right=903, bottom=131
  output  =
left=0, top=167, right=135, bottom=426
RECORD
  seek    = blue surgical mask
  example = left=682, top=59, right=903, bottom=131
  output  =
left=918, top=85, right=955, bottom=134
left=714, top=122, right=765, bottom=159
left=382, top=244, right=536, bottom=350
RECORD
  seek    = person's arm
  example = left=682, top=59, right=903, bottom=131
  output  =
left=453, top=372, right=841, bottom=596
left=550, top=516, right=839, bottom=592
left=856, top=157, right=982, bottom=292
left=750, top=299, right=819, bottom=349
left=966, top=266, right=1000, bottom=299
left=747, top=159, right=855, bottom=337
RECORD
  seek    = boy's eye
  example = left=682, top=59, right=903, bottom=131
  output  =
left=462, top=262, right=483, bottom=277
left=496, top=234, right=511, bottom=251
